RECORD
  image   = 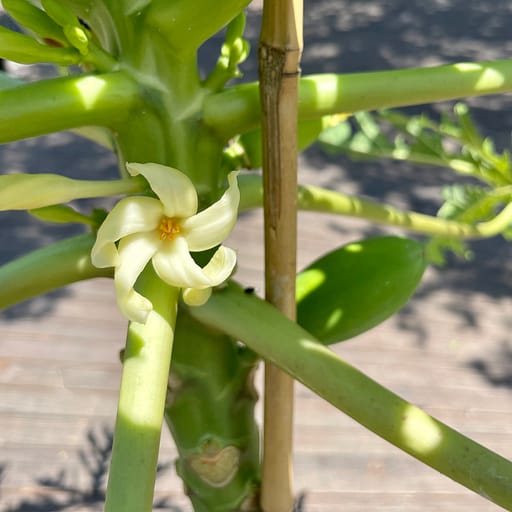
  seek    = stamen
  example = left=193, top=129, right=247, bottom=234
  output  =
left=159, top=216, right=181, bottom=240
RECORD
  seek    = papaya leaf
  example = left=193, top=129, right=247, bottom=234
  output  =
left=239, top=117, right=326, bottom=169
left=317, top=120, right=352, bottom=151
left=354, top=111, right=391, bottom=152
left=438, top=184, right=498, bottom=223
left=454, top=103, right=483, bottom=148
left=425, top=237, right=472, bottom=266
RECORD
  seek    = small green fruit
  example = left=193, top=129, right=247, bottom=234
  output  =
left=297, top=236, right=426, bottom=344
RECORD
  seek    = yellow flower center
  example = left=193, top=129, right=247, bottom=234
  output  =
left=159, top=216, right=181, bottom=241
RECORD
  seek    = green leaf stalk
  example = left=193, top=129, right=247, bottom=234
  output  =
left=0, top=234, right=111, bottom=310
left=190, top=283, right=512, bottom=511
left=204, top=59, right=512, bottom=139
left=105, top=266, right=179, bottom=512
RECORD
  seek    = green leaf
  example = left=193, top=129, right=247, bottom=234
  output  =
left=239, top=118, right=326, bottom=169
left=425, top=237, right=472, bottom=266
left=438, top=184, right=496, bottom=223
left=317, top=120, right=352, bottom=149
left=454, top=102, right=483, bottom=148
left=354, top=111, right=391, bottom=151
left=296, top=236, right=427, bottom=344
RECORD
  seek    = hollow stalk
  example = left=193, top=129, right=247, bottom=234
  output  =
left=105, top=267, right=179, bottom=512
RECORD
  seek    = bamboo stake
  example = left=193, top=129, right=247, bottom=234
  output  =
left=258, top=1, right=303, bottom=510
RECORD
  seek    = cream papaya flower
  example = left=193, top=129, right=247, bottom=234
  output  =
left=91, top=163, right=239, bottom=324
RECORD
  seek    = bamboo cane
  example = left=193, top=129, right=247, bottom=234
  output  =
left=258, top=1, right=303, bottom=510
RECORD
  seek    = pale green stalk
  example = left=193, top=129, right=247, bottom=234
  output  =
left=189, top=282, right=512, bottom=511
left=105, top=266, right=179, bottom=512
left=0, top=234, right=111, bottom=310
left=204, top=58, right=512, bottom=139
left=0, top=174, right=145, bottom=210
left=0, top=72, right=114, bottom=148
left=238, top=175, right=512, bottom=239
left=0, top=71, right=140, bottom=142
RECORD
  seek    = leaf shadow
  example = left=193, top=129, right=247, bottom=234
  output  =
left=4, top=425, right=183, bottom=512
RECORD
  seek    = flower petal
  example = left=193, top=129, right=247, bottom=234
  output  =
left=91, top=196, right=162, bottom=268
left=201, top=245, right=237, bottom=284
left=182, top=287, right=212, bottom=306
left=114, top=231, right=161, bottom=323
left=181, top=171, right=240, bottom=251
left=152, top=237, right=236, bottom=289
left=126, top=163, right=198, bottom=218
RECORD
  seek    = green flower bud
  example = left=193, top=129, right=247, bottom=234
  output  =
left=0, top=174, right=87, bottom=210
left=2, top=0, right=66, bottom=45
left=0, top=26, right=79, bottom=65
left=63, top=25, right=89, bottom=55
left=40, top=0, right=91, bottom=55
left=0, top=173, right=141, bottom=211
left=230, top=37, right=250, bottom=68
left=41, top=0, right=78, bottom=28
left=29, top=205, right=94, bottom=226
left=225, top=12, right=246, bottom=46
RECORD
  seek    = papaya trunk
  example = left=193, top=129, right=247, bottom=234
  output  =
left=165, top=310, right=261, bottom=511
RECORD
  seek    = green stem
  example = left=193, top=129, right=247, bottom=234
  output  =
left=105, top=267, right=179, bottom=512
left=146, top=0, right=251, bottom=54
left=0, top=71, right=115, bottom=148
left=0, top=71, right=141, bottom=142
left=189, top=282, right=512, bottom=511
left=204, top=59, right=512, bottom=139
left=327, top=143, right=478, bottom=177
left=238, top=174, right=512, bottom=239
left=0, top=234, right=111, bottom=310
left=83, top=42, right=119, bottom=72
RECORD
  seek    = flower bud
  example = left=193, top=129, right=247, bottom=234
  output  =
left=0, top=173, right=136, bottom=210
left=0, top=26, right=79, bottom=65
left=225, top=12, right=246, bottom=46
left=29, top=205, right=94, bottom=226
left=0, top=174, right=85, bottom=210
left=41, top=0, right=90, bottom=55
left=41, top=0, right=78, bottom=28
left=63, top=25, right=89, bottom=55
left=2, top=0, right=66, bottom=45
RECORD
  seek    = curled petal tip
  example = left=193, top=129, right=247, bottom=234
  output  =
left=91, top=242, right=120, bottom=268
left=182, top=287, right=212, bottom=306
left=118, top=288, right=154, bottom=324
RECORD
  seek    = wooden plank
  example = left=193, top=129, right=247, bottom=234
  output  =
left=0, top=359, right=120, bottom=389
left=299, top=491, right=502, bottom=511
left=0, top=384, right=118, bottom=416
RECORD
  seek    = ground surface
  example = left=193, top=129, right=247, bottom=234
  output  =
left=1, top=1, right=512, bottom=511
